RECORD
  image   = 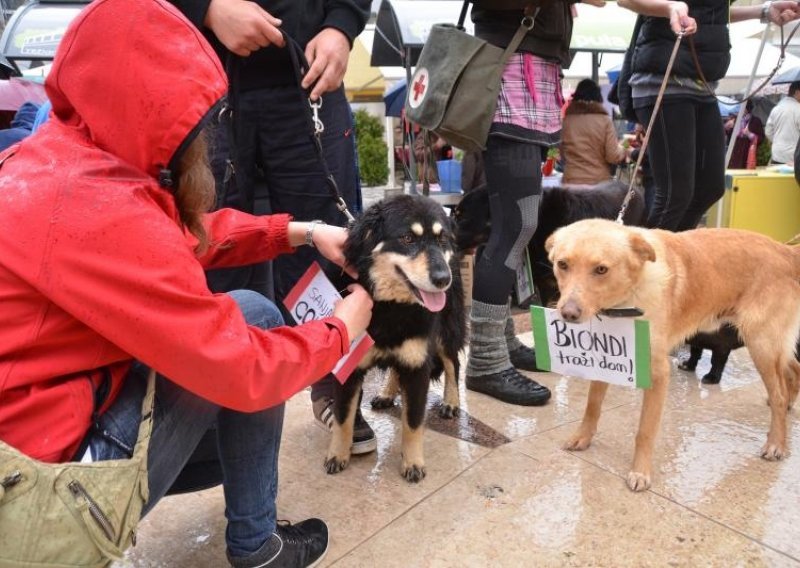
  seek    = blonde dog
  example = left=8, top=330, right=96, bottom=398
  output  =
left=545, top=219, right=800, bottom=491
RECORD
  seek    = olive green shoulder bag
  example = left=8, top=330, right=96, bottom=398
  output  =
left=405, top=2, right=536, bottom=152
left=0, top=370, right=155, bottom=567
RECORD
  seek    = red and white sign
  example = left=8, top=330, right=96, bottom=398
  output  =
left=283, top=262, right=373, bottom=384
left=407, top=67, right=429, bottom=109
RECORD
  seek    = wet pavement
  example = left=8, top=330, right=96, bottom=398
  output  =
left=119, top=322, right=800, bottom=567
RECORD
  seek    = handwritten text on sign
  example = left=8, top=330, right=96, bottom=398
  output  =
left=530, top=306, right=651, bottom=389
left=283, top=262, right=373, bottom=384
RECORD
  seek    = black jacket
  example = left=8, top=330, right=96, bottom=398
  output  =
left=170, top=0, right=370, bottom=91
left=631, top=0, right=731, bottom=81
left=471, top=0, right=575, bottom=67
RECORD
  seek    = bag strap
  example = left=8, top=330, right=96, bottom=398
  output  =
left=487, top=5, right=538, bottom=87
left=457, top=0, right=470, bottom=29
left=282, top=31, right=356, bottom=227
left=130, top=369, right=156, bottom=461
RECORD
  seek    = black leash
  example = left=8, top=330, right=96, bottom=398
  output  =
left=282, top=31, right=357, bottom=227
left=218, top=34, right=356, bottom=227
left=688, top=21, right=800, bottom=105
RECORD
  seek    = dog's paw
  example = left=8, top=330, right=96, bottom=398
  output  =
left=370, top=395, right=395, bottom=410
left=324, top=455, right=350, bottom=475
left=677, top=360, right=695, bottom=371
left=438, top=404, right=460, bottom=419
left=760, top=442, right=787, bottom=461
left=401, top=462, right=427, bottom=483
left=700, top=373, right=722, bottom=385
left=626, top=471, right=651, bottom=492
left=563, top=431, right=593, bottom=451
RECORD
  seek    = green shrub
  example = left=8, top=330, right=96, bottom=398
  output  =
left=757, top=138, right=771, bottom=167
left=354, top=109, right=388, bottom=186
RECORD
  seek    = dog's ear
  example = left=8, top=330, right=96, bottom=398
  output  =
left=344, top=203, right=384, bottom=266
left=628, top=233, right=656, bottom=263
left=544, top=232, right=557, bottom=260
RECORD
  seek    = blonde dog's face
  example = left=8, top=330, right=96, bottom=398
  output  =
left=545, top=219, right=656, bottom=323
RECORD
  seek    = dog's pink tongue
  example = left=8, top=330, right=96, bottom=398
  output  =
left=419, top=289, right=447, bottom=312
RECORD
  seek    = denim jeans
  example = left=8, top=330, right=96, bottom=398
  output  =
left=85, top=289, right=285, bottom=557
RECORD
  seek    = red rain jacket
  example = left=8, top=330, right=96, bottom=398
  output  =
left=0, top=0, right=350, bottom=463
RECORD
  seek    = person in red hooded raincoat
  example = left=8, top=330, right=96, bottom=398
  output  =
left=0, top=0, right=373, bottom=565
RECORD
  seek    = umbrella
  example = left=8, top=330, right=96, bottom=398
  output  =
left=606, top=63, right=622, bottom=84
left=717, top=95, right=741, bottom=116
left=772, top=66, right=800, bottom=85
left=0, top=77, right=48, bottom=111
left=383, top=79, right=406, bottom=118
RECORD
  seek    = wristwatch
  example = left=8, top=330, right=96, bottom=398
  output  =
left=761, top=1, right=772, bottom=24
left=305, top=220, right=326, bottom=248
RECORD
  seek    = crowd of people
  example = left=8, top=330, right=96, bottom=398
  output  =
left=3, top=0, right=800, bottom=567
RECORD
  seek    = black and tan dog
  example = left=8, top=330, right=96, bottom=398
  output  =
left=325, top=195, right=467, bottom=482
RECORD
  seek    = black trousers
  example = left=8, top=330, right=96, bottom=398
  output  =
left=635, top=98, right=725, bottom=231
left=206, top=84, right=360, bottom=400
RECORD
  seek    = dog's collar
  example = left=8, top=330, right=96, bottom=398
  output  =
left=599, top=307, right=645, bottom=318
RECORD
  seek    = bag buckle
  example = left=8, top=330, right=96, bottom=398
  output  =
left=521, top=15, right=534, bottom=30
left=0, top=470, right=22, bottom=500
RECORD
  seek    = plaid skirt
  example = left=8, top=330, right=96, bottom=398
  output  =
left=491, top=53, right=564, bottom=146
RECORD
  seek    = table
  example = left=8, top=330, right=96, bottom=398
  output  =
left=706, top=169, right=800, bottom=242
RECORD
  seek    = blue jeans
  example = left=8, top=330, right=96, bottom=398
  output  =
left=86, top=290, right=284, bottom=557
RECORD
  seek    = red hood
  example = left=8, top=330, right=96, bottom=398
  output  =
left=45, top=0, right=227, bottom=181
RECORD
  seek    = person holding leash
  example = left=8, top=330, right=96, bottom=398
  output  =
left=168, top=0, right=379, bottom=458
left=617, top=0, right=800, bottom=231
left=0, top=0, right=372, bottom=566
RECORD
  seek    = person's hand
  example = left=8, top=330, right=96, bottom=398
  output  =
left=204, top=0, right=285, bottom=57
left=310, top=223, right=358, bottom=278
left=302, top=28, right=351, bottom=101
left=668, top=1, right=697, bottom=35
left=333, top=284, right=373, bottom=341
left=582, top=0, right=606, bottom=7
left=767, top=1, right=800, bottom=25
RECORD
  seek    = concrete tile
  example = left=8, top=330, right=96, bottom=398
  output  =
left=334, top=448, right=795, bottom=567
left=123, top=385, right=491, bottom=567
left=512, top=385, right=800, bottom=561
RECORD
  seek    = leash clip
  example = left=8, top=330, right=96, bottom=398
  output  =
left=309, top=98, right=324, bottom=135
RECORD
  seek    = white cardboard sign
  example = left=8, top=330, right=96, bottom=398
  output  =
left=283, top=262, right=373, bottom=384
left=531, top=306, right=652, bottom=389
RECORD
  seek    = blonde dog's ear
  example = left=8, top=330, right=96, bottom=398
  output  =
left=629, top=233, right=656, bottom=263
left=545, top=233, right=557, bottom=260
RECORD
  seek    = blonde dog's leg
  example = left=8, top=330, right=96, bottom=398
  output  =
left=749, top=346, right=789, bottom=460
left=628, top=356, right=670, bottom=492
left=564, top=380, right=609, bottom=451
left=786, top=359, right=800, bottom=410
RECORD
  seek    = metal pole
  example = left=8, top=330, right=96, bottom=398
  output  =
left=386, top=116, right=396, bottom=188
left=716, top=26, right=769, bottom=228
left=405, top=49, right=417, bottom=195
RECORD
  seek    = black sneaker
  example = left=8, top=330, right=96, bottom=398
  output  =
left=466, top=367, right=551, bottom=406
left=313, top=396, right=377, bottom=455
left=508, top=345, right=546, bottom=372
left=227, top=518, right=329, bottom=568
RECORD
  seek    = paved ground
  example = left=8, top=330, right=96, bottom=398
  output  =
left=117, top=188, right=800, bottom=567
left=120, top=337, right=800, bottom=567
